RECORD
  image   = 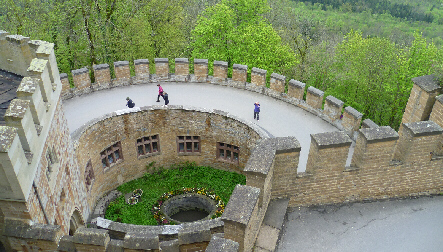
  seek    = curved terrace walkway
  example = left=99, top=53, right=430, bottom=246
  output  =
left=63, top=81, right=339, bottom=172
left=63, top=81, right=443, bottom=252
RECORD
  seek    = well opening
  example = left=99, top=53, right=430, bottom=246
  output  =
left=161, top=193, right=217, bottom=224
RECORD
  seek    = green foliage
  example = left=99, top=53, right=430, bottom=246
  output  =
left=104, top=162, right=245, bottom=225
left=190, top=0, right=297, bottom=77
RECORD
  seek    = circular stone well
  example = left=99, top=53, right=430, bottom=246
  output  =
left=161, top=193, right=217, bottom=224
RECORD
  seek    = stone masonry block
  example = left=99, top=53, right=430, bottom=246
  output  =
left=155, top=58, right=169, bottom=78
left=324, top=95, right=344, bottom=120
left=306, top=86, right=324, bottom=109
left=93, top=64, right=111, bottom=88
left=269, top=73, right=285, bottom=93
left=193, top=59, right=208, bottom=81
left=288, top=79, right=305, bottom=100
left=232, top=64, right=247, bottom=83
left=114, top=61, right=130, bottom=84
left=342, top=106, right=363, bottom=136
left=206, top=236, right=239, bottom=252
left=213, top=61, right=228, bottom=80
left=72, top=67, right=91, bottom=91
left=251, top=67, right=267, bottom=87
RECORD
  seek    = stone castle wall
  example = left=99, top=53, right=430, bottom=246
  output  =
left=1, top=30, right=443, bottom=252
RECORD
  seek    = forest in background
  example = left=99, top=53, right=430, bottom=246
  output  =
left=1, top=0, right=443, bottom=130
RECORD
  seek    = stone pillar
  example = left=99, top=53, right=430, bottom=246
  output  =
left=193, top=59, right=208, bottom=82
left=134, top=59, right=150, bottom=84
left=270, top=137, right=301, bottom=199
left=60, top=73, right=70, bottom=97
left=3, top=35, right=33, bottom=76
left=402, top=75, right=440, bottom=124
left=155, top=58, right=169, bottom=79
left=231, top=64, right=247, bottom=86
left=394, top=121, right=443, bottom=163
left=16, top=77, right=45, bottom=125
left=72, top=67, right=91, bottom=93
left=222, top=185, right=260, bottom=252
left=342, top=106, right=363, bottom=137
left=251, top=67, right=267, bottom=86
left=305, top=131, right=352, bottom=174
left=269, top=73, right=285, bottom=93
left=351, top=126, right=399, bottom=169
left=324, top=95, right=344, bottom=121
left=0, top=126, right=28, bottom=201
left=244, top=140, right=275, bottom=208
left=4, top=99, right=38, bottom=153
left=213, top=61, right=228, bottom=83
left=92, top=64, right=111, bottom=89
left=113, top=61, right=131, bottom=86
left=287, top=79, right=305, bottom=100
left=306, top=86, right=324, bottom=109
left=174, top=58, right=189, bottom=82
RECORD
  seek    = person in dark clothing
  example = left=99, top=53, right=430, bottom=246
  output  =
left=164, top=92, right=169, bottom=105
left=126, top=97, right=135, bottom=108
left=254, top=101, right=260, bottom=121
left=157, top=84, right=164, bottom=102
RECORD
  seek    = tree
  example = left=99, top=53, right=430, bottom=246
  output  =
left=190, top=0, right=296, bottom=77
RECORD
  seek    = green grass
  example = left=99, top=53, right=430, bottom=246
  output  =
left=104, top=162, right=246, bottom=225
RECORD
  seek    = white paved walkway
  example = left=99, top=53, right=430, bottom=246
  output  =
left=63, top=82, right=338, bottom=172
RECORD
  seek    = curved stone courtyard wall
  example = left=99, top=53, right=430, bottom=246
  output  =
left=73, top=106, right=267, bottom=210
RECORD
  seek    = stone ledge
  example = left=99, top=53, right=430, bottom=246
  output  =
left=194, top=59, right=208, bottom=65
left=411, top=74, right=440, bottom=93
left=206, top=235, right=239, bottom=252
left=73, top=227, right=110, bottom=246
left=403, top=121, right=443, bottom=137
left=271, top=73, right=285, bottom=82
left=213, top=61, right=228, bottom=67
left=311, top=131, right=352, bottom=149
left=175, top=58, right=188, bottom=63
left=134, top=59, right=149, bottom=65
left=359, top=126, right=399, bottom=143
left=155, top=58, right=169, bottom=63
left=325, top=95, right=343, bottom=108
left=114, top=61, right=129, bottom=67
left=233, top=64, right=247, bottom=71
left=307, top=86, right=324, bottom=97
left=4, top=218, right=61, bottom=241
left=93, top=64, right=109, bottom=71
left=221, top=184, right=260, bottom=225
left=362, top=119, right=378, bottom=128
left=251, top=67, right=267, bottom=75
left=344, top=106, right=363, bottom=119
left=289, top=79, right=305, bottom=89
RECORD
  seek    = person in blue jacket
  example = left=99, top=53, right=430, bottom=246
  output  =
left=126, top=97, right=135, bottom=108
left=254, top=101, right=260, bottom=121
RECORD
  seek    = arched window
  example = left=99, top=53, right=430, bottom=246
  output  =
left=69, top=209, right=84, bottom=236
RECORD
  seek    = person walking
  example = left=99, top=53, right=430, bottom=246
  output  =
left=157, top=84, right=164, bottom=102
left=164, top=92, right=169, bottom=105
left=254, top=102, right=260, bottom=121
left=126, top=97, right=135, bottom=108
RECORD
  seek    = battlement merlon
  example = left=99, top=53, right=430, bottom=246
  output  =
left=0, top=126, right=28, bottom=201
left=351, top=126, right=399, bottom=169
left=28, top=58, right=61, bottom=104
left=394, top=121, right=443, bottom=163
left=306, top=131, right=353, bottom=173
left=0, top=33, right=33, bottom=76
left=17, top=77, right=46, bottom=126
left=29, top=40, right=62, bottom=87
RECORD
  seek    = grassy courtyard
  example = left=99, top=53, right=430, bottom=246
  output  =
left=104, top=162, right=246, bottom=225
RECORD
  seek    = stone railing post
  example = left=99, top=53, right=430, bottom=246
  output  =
left=113, top=61, right=131, bottom=86
left=92, top=64, right=111, bottom=90
left=60, top=73, right=70, bottom=97
left=154, top=58, right=169, bottom=79
left=72, top=67, right=91, bottom=94
left=222, top=184, right=260, bottom=252
left=324, top=95, right=344, bottom=121
left=351, top=126, right=399, bottom=169
left=402, top=75, right=440, bottom=124
left=231, top=64, right=247, bottom=87
left=394, top=121, right=443, bottom=163
left=174, top=58, right=189, bottom=82
left=270, top=73, right=285, bottom=93
left=306, top=86, right=324, bottom=109
left=287, top=79, right=305, bottom=100
left=342, top=106, right=363, bottom=137
left=193, top=59, right=208, bottom=82
left=134, top=59, right=150, bottom=84
left=251, top=67, right=267, bottom=87
left=213, top=61, right=228, bottom=83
